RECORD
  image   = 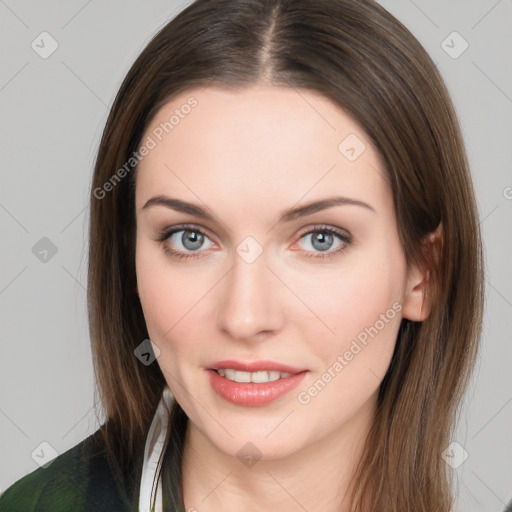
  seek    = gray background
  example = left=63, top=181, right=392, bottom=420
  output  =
left=0, top=1, right=511, bottom=510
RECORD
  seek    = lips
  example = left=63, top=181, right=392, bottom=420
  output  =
left=209, top=359, right=306, bottom=374
left=207, top=359, right=308, bottom=407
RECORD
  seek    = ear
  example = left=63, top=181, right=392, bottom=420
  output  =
left=401, top=223, right=443, bottom=322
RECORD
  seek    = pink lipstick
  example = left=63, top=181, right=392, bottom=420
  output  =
left=207, top=360, right=308, bottom=407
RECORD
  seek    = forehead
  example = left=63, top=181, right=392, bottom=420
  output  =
left=135, top=85, right=390, bottom=213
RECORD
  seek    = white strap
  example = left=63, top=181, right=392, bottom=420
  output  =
left=138, top=385, right=174, bottom=512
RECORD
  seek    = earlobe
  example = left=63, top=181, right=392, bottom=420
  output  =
left=401, top=265, right=430, bottom=321
left=401, top=223, right=443, bottom=322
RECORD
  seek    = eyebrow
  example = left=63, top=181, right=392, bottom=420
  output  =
left=141, top=194, right=376, bottom=223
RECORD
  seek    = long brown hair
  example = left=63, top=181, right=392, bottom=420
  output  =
left=87, top=0, right=484, bottom=510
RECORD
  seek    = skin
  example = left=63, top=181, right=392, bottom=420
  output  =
left=135, top=85, right=431, bottom=512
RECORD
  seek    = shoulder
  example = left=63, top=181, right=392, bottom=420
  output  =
left=0, top=427, right=141, bottom=512
left=0, top=432, right=91, bottom=512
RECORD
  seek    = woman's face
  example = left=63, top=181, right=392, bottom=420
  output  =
left=135, top=85, right=425, bottom=461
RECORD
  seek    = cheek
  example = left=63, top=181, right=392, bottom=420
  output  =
left=293, top=242, right=405, bottom=346
left=292, top=235, right=406, bottom=401
left=135, top=239, right=214, bottom=355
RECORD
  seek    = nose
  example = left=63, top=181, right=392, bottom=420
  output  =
left=217, top=248, right=284, bottom=342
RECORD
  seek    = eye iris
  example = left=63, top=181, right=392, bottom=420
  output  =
left=312, top=232, right=333, bottom=252
left=182, top=230, right=203, bottom=250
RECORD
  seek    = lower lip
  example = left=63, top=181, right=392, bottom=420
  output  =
left=207, top=369, right=308, bottom=407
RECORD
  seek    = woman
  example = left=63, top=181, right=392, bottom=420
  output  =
left=0, top=0, right=485, bottom=511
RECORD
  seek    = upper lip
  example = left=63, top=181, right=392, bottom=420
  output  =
left=209, top=360, right=307, bottom=374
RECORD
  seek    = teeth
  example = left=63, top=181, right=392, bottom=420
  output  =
left=216, top=369, right=293, bottom=383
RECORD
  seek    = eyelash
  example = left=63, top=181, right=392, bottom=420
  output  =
left=155, top=223, right=352, bottom=261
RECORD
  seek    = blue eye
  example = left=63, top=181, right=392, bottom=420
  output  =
left=156, top=224, right=213, bottom=259
left=156, top=223, right=352, bottom=260
left=297, top=225, right=352, bottom=259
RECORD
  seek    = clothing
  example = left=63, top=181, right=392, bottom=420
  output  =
left=139, top=386, right=175, bottom=511
left=0, top=387, right=175, bottom=512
